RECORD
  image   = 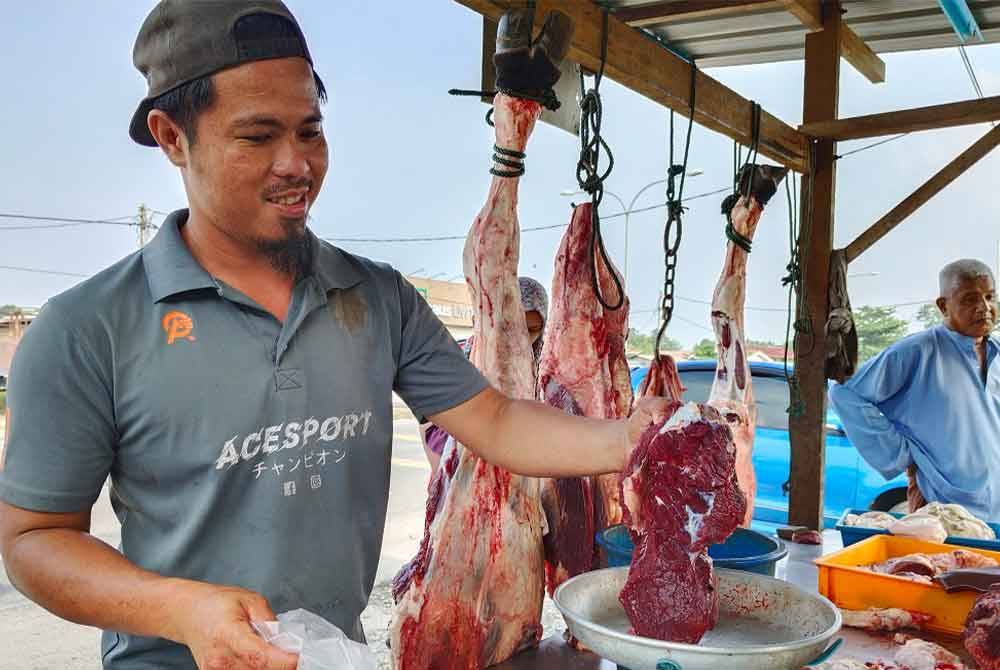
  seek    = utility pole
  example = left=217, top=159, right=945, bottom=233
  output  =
left=137, top=203, right=151, bottom=248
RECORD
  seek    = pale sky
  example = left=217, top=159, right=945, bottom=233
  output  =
left=2, top=2, right=998, bottom=347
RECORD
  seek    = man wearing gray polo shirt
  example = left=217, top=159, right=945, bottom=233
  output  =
left=0, top=3, right=669, bottom=669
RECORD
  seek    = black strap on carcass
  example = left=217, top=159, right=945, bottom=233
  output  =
left=721, top=101, right=761, bottom=254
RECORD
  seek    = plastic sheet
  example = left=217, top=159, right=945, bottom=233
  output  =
left=253, top=609, right=376, bottom=670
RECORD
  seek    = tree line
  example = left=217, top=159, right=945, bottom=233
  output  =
left=628, top=302, right=994, bottom=363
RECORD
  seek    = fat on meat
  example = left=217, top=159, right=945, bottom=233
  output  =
left=389, top=91, right=547, bottom=669
left=538, top=202, right=632, bottom=593
left=619, top=402, right=746, bottom=642
left=709, top=164, right=787, bottom=527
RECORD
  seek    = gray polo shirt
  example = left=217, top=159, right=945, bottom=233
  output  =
left=0, top=210, right=488, bottom=669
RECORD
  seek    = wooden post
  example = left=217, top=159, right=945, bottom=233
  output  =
left=787, top=2, right=841, bottom=530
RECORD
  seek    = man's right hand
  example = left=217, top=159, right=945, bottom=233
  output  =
left=168, top=581, right=299, bottom=670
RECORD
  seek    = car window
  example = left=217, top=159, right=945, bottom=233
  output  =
left=677, top=368, right=790, bottom=431
left=677, top=370, right=715, bottom=403
left=754, top=376, right=791, bottom=431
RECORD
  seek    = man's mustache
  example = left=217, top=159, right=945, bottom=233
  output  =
left=263, top=179, right=312, bottom=196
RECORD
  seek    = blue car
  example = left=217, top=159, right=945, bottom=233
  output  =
left=630, top=360, right=908, bottom=528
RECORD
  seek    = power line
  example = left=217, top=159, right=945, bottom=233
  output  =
left=0, top=265, right=89, bottom=278
left=0, top=213, right=137, bottom=227
left=324, top=186, right=732, bottom=244
left=836, top=133, right=909, bottom=161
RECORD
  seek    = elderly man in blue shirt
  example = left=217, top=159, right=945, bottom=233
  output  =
left=829, top=259, right=1000, bottom=520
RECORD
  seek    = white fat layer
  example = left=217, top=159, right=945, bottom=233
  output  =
left=658, top=402, right=703, bottom=434
left=684, top=493, right=716, bottom=542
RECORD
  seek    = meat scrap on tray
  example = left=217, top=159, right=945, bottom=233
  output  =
left=867, top=549, right=998, bottom=582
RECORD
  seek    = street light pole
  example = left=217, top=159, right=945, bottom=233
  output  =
left=561, top=169, right=702, bottom=289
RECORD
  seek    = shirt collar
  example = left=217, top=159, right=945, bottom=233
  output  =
left=938, top=324, right=1000, bottom=356
left=310, top=235, right=365, bottom=293
left=142, top=210, right=217, bottom=303
left=143, top=209, right=365, bottom=303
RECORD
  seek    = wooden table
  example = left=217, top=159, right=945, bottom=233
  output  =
left=496, top=530, right=974, bottom=668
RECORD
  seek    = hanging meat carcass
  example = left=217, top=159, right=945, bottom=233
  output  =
left=537, top=202, right=632, bottom=594
left=390, top=10, right=573, bottom=669
left=709, top=164, right=788, bottom=527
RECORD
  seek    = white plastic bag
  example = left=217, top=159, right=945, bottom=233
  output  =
left=889, top=512, right=948, bottom=543
left=253, top=609, right=377, bottom=670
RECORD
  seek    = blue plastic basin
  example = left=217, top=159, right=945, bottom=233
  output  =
left=596, top=524, right=788, bottom=576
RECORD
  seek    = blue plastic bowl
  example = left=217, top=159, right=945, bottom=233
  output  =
left=596, top=524, right=788, bottom=576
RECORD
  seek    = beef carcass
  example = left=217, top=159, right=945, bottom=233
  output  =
left=709, top=164, right=788, bottom=526
left=963, top=588, right=1000, bottom=669
left=390, top=11, right=572, bottom=668
left=537, top=202, right=632, bottom=592
left=619, top=402, right=747, bottom=642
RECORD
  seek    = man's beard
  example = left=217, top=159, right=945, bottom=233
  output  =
left=256, top=218, right=313, bottom=278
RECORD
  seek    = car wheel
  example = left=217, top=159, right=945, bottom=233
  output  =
left=869, top=487, right=907, bottom=512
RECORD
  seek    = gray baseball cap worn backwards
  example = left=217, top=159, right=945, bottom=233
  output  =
left=130, top=0, right=313, bottom=147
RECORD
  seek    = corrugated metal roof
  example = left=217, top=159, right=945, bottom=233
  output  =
left=604, top=1, right=1000, bottom=68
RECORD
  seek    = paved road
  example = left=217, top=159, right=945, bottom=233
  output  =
left=0, top=417, right=438, bottom=669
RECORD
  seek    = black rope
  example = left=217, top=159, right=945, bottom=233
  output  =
left=723, top=101, right=761, bottom=254
left=575, top=10, right=624, bottom=312
left=489, top=145, right=526, bottom=178
left=654, top=58, right=697, bottom=358
left=449, top=88, right=561, bottom=128
left=781, top=173, right=805, bottom=419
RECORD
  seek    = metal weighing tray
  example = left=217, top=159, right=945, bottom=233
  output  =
left=553, top=567, right=841, bottom=670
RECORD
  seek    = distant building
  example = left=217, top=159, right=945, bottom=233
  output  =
left=0, top=310, right=35, bottom=375
left=404, top=276, right=473, bottom=341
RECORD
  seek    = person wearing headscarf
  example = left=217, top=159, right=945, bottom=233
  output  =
left=422, top=277, right=549, bottom=473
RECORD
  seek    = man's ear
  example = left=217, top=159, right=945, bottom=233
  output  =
left=935, top=297, right=948, bottom=316
left=146, top=110, right=189, bottom=168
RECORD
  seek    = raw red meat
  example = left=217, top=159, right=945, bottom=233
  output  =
left=963, top=588, right=1000, bottom=670
left=537, top=202, right=632, bottom=593
left=635, top=355, right=684, bottom=405
left=709, top=165, right=787, bottom=527
left=390, top=91, right=547, bottom=670
left=619, top=402, right=746, bottom=643
left=791, top=529, right=823, bottom=545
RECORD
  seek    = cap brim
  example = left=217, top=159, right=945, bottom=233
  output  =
left=129, top=98, right=158, bottom=147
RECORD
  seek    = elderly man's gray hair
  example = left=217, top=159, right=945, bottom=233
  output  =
left=939, top=259, right=995, bottom=296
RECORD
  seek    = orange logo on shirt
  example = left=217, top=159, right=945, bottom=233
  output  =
left=162, top=311, right=196, bottom=345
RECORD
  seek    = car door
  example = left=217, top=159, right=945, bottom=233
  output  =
left=753, top=374, right=860, bottom=527
left=749, top=374, right=797, bottom=524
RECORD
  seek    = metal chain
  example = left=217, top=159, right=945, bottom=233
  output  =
left=654, top=60, right=696, bottom=357
left=576, top=10, right=624, bottom=311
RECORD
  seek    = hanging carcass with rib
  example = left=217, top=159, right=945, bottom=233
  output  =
left=709, top=164, right=788, bottom=527
left=390, top=10, right=573, bottom=670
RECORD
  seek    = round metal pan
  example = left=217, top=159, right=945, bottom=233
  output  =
left=553, top=567, right=841, bottom=670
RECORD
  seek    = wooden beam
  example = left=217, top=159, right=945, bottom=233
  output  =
left=788, top=6, right=841, bottom=531
left=839, top=19, right=885, bottom=84
left=800, top=95, right=1000, bottom=141
left=779, top=0, right=885, bottom=83
left=844, top=123, right=1000, bottom=264
left=779, top=0, right=822, bottom=30
left=616, top=1, right=780, bottom=27
left=453, top=0, right=810, bottom=172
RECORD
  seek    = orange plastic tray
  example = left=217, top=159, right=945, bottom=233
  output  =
left=815, top=534, right=1000, bottom=636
